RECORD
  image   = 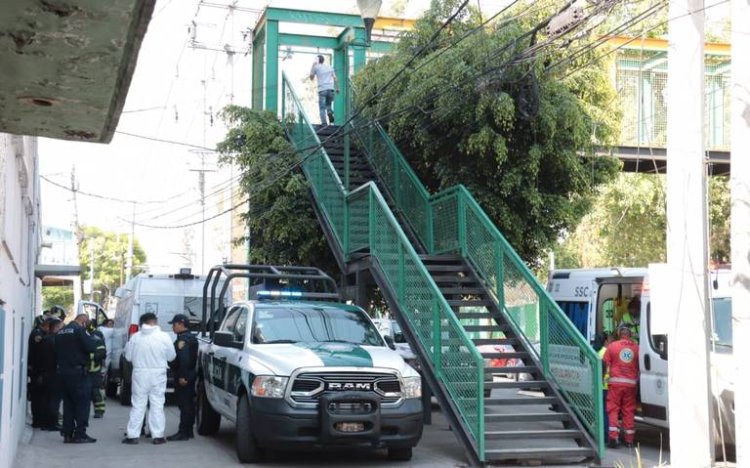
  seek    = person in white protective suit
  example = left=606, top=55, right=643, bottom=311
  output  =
left=121, top=313, right=176, bottom=445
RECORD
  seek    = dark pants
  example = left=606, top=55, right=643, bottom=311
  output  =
left=59, top=369, right=91, bottom=437
left=175, top=380, right=195, bottom=436
left=29, top=375, right=46, bottom=427
left=90, top=372, right=105, bottom=415
left=44, top=372, right=61, bottom=428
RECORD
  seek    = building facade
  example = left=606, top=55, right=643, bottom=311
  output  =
left=0, top=134, right=41, bottom=468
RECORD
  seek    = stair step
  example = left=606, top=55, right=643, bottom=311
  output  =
left=456, top=311, right=501, bottom=320
left=480, top=352, right=530, bottom=360
left=447, top=300, right=492, bottom=308
left=463, top=324, right=501, bottom=333
left=485, top=429, right=583, bottom=440
left=472, top=338, right=516, bottom=346
left=485, top=396, right=558, bottom=406
left=425, top=264, right=469, bottom=272
left=431, top=275, right=477, bottom=284
left=484, top=447, right=593, bottom=461
left=485, top=365, right=538, bottom=374
left=485, top=380, right=548, bottom=389
left=419, top=254, right=463, bottom=263
left=485, top=412, right=569, bottom=422
left=439, top=287, right=485, bottom=295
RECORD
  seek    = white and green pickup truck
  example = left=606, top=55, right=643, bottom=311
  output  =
left=196, top=265, right=423, bottom=463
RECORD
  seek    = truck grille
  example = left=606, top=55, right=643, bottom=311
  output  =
left=290, top=371, right=401, bottom=406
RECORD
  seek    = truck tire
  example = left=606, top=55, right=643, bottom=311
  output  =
left=119, top=377, right=131, bottom=406
left=387, top=447, right=413, bottom=461
left=196, top=379, right=221, bottom=436
left=236, top=394, right=263, bottom=463
left=105, top=373, right=118, bottom=398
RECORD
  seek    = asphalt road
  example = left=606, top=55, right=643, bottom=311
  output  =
left=15, top=395, right=676, bottom=468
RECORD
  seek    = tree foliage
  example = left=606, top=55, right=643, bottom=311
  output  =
left=216, top=106, right=338, bottom=275
left=42, top=286, right=74, bottom=313
left=554, top=174, right=731, bottom=268
left=354, top=0, right=620, bottom=263
left=80, top=225, right=147, bottom=303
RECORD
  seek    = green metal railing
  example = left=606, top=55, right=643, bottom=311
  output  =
left=282, top=73, right=486, bottom=460
left=349, top=84, right=604, bottom=455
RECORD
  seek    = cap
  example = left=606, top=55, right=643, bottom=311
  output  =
left=169, top=314, right=190, bottom=326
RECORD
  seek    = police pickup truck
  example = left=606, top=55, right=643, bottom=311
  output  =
left=196, top=265, right=423, bottom=463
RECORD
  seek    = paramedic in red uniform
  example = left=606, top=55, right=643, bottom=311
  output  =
left=603, top=323, right=639, bottom=448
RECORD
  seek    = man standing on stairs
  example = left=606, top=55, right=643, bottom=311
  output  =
left=603, top=324, right=639, bottom=449
left=310, top=54, right=339, bottom=125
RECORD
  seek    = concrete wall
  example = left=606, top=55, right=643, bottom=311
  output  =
left=0, top=133, right=41, bottom=468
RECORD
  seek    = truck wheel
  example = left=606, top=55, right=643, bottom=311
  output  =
left=236, top=394, right=263, bottom=463
left=196, top=379, right=221, bottom=436
left=119, top=376, right=131, bottom=406
left=105, top=374, right=118, bottom=398
left=388, top=447, right=413, bottom=461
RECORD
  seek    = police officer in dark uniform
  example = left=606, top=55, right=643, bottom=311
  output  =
left=55, top=313, right=98, bottom=443
left=167, top=314, right=198, bottom=441
left=39, top=316, right=63, bottom=430
left=28, top=315, right=51, bottom=428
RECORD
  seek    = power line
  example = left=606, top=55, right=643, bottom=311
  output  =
left=114, top=130, right=216, bottom=150
left=41, top=175, right=180, bottom=205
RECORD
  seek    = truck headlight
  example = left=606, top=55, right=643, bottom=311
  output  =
left=251, top=376, right=288, bottom=398
left=401, top=376, right=421, bottom=399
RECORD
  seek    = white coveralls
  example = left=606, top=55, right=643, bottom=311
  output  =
left=124, top=324, right=176, bottom=438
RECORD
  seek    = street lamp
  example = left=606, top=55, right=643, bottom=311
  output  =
left=357, top=0, right=382, bottom=43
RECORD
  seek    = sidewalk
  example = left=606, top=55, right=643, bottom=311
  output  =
left=15, top=396, right=672, bottom=468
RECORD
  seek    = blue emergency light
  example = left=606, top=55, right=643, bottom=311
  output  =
left=256, top=290, right=303, bottom=299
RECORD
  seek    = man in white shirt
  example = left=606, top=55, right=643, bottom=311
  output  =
left=121, top=313, right=176, bottom=445
left=309, top=54, right=339, bottom=125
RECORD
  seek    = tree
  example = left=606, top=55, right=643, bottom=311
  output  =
left=216, top=106, right=338, bottom=275
left=42, top=286, right=74, bottom=313
left=79, top=226, right=147, bottom=304
left=353, top=0, right=621, bottom=264
left=553, top=173, right=731, bottom=269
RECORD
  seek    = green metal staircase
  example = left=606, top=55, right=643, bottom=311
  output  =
left=281, top=73, right=604, bottom=465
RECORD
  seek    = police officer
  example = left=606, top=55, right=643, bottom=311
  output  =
left=39, top=316, right=63, bottom=431
left=87, top=326, right=107, bottom=418
left=167, top=314, right=198, bottom=441
left=55, top=313, right=99, bottom=443
left=28, top=315, right=51, bottom=428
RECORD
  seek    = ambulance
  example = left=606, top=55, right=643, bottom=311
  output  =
left=546, top=266, right=735, bottom=445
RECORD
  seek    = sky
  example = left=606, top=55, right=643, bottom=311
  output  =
left=38, top=0, right=731, bottom=277
left=37, top=0, right=486, bottom=275
left=37, top=1, right=416, bottom=275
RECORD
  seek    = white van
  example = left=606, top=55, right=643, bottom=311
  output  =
left=109, top=268, right=207, bottom=404
left=546, top=267, right=735, bottom=445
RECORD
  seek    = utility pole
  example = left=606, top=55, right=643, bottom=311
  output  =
left=666, top=0, right=714, bottom=465
left=189, top=150, right=215, bottom=274
left=89, top=240, right=95, bottom=301
left=730, top=0, right=750, bottom=464
left=70, top=166, right=85, bottom=299
left=126, top=202, right=135, bottom=281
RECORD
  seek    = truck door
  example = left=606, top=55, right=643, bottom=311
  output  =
left=639, top=299, right=668, bottom=425
left=222, top=306, right=249, bottom=418
left=207, top=306, right=241, bottom=417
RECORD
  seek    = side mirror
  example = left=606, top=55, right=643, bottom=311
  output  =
left=213, top=331, right=243, bottom=349
left=383, top=335, right=396, bottom=350
left=394, top=332, right=406, bottom=344
left=114, top=287, right=126, bottom=298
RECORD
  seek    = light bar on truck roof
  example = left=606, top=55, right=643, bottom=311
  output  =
left=256, top=290, right=303, bottom=299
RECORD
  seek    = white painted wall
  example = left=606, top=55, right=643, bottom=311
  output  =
left=0, top=133, right=41, bottom=468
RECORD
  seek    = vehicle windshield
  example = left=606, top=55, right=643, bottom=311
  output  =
left=252, top=306, right=383, bottom=346
left=712, top=297, right=732, bottom=348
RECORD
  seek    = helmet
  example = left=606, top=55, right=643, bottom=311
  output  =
left=49, top=305, right=67, bottom=321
